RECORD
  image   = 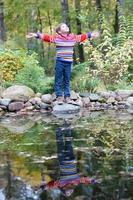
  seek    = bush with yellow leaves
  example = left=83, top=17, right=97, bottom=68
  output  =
left=0, top=50, right=23, bottom=81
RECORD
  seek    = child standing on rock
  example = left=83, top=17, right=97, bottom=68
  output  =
left=26, top=23, right=99, bottom=104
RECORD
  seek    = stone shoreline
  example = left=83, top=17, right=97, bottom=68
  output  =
left=0, top=85, right=133, bottom=116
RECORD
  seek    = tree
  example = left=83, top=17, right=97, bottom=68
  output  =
left=114, top=0, right=123, bottom=33
left=95, top=0, right=102, bottom=31
left=75, top=0, right=84, bottom=63
left=27, top=6, right=45, bottom=66
left=0, top=0, right=6, bottom=43
left=60, top=0, right=71, bottom=29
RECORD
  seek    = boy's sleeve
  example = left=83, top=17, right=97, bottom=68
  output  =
left=75, top=32, right=91, bottom=43
left=40, top=33, right=55, bottom=43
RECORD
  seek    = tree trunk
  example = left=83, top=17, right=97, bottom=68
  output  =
left=0, top=1, right=6, bottom=43
left=114, top=2, right=119, bottom=33
left=37, top=6, right=45, bottom=67
left=27, top=9, right=38, bottom=53
left=87, top=0, right=92, bottom=29
left=60, top=0, right=77, bottom=64
left=27, top=7, right=45, bottom=67
left=75, top=0, right=84, bottom=63
left=60, top=0, right=71, bottom=29
left=95, top=0, right=102, bottom=11
left=114, top=0, right=123, bottom=33
left=5, top=161, right=12, bottom=199
left=47, top=11, right=53, bottom=73
left=95, top=0, right=102, bottom=31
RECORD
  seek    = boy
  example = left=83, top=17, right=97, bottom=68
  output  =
left=26, top=23, right=99, bottom=104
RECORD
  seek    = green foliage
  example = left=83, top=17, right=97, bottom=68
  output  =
left=84, top=14, right=133, bottom=87
left=0, top=50, right=23, bottom=81
left=126, top=16, right=133, bottom=40
left=1, top=49, right=54, bottom=93
left=16, top=67, right=54, bottom=93
left=71, top=62, right=100, bottom=92
left=14, top=52, right=54, bottom=93
left=116, top=2, right=127, bottom=46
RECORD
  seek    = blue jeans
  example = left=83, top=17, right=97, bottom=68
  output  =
left=55, top=125, right=75, bottom=165
left=54, top=59, right=72, bottom=98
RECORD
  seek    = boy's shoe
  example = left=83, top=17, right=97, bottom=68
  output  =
left=64, top=97, right=74, bottom=104
left=56, top=96, right=64, bottom=105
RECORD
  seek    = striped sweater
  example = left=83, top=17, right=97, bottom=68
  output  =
left=60, top=160, right=79, bottom=183
left=40, top=159, right=96, bottom=190
left=40, top=33, right=91, bottom=62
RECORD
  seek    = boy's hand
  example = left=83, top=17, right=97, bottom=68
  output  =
left=91, top=30, right=100, bottom=38
left=26, top=32, right=37, bottom=39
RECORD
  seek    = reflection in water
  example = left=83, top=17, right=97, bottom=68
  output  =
left=40, top=121, right=96, bottom=199
left=0, top=112, right=133, bottom=199
left=0, top=158, right=39, bottom=200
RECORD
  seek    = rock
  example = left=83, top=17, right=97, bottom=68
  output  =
left=116, top=90, right=133, bottom=100
left=79, top=93, right=100, bottom=102
left=79, top=92, right=91, bottom=98
left=24, top=102, right=32, bottom=107
left=29, top=97, right=41, bottom=105
left=98, top=91, right=116, bottom=99
left=2, top=85, right=35, bottom=102
left=0, top=105, right=7, bottom=110
left=8, top=102, right=24, bottom=112
left=41, top=94, right=52, bottom=104
left=0, top=98, right=11, bottom=106
left=89, top=93, right=100, bottom=102
left=52, top=93, right=56, bottom=101
left=0, top=110, right=5, bottom=116
left=25, top=106, right=34, bottom=111
left=74, top=98, right=83, bottom=107
left=34, top=104, right=41, bottom=110
left=115, top=95, right=123, bottom=102
left=82, top=97, right=90, bottom=107
left=126, top=97, right=133, bottom=114
left=53, top=103, right=80, bottom=114
left=126, top=97, right=133, bottom=105
left=107, top=97, right=116, bottom=104
left=117, top=101, right=126, bottom=105
left=39, top=102, right=52, bottom=110
left=102, top=103, right=109, bottom=110
left=35, top=92, right=42, bottom=97
left=118, top=104, right=126, bottom=109
left=0, top=117, right=35, bottom=134
left=70, top=90, right=79, bottom=100
left=95, top=102, right=101, bottom=107
left=98, top=97, right=106, bottom=103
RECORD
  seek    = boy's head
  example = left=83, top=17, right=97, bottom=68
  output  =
left=60, top=183, right=75, bottom=197
left=55, top=23, right=69, bottom=34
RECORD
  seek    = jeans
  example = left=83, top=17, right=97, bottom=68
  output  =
left=54, top=59, right=72, bottom=98
left=55, top=126, right=75, bottom=165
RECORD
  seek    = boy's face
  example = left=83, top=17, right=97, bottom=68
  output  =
left=60, top=24, right=69, bottom=34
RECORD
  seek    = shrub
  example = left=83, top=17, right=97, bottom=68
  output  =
left=15, top=64, right=54, bottom=93
left=84, top=14, right=133, bottom=87
left=0, top=49, right=54, bottom=93
left=71, top=62, right=100, bottom=92
left=0, top=50, right=23, bottom=81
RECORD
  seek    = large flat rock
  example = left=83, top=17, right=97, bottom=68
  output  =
left=2, top=85, right=35, bottom=102
left=52, top=103, right=80, bottom=114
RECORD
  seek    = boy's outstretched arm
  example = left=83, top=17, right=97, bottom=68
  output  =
left=26, top=32, right=55, bottom=43
left=75, top=30, right=100, bottom=43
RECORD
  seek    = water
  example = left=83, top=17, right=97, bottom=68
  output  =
left=0, top=110, right=133, bottom=200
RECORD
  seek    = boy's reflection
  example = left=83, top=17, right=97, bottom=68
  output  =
left=41, top=121, right=95, bottom=198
